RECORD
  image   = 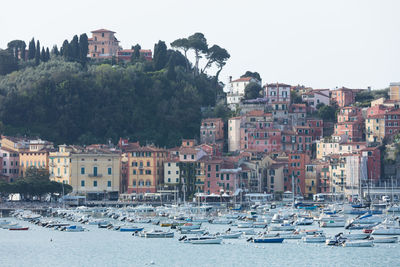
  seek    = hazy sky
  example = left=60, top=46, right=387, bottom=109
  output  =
left=1, top=0, right=399, bottom=89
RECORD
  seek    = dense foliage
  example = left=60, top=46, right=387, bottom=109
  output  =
left=0, top=167, right=72, bottom=200
left=355, top=88, right=389, bottom=107
left=0, top=33, right=229, bottom=147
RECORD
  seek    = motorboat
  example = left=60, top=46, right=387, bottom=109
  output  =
left=215, top=232, right=242, bottom=239
left=278, top=232, right=305, bottom=239
left=231, top=229, right=257, bottom=236
left=9, top=226, right=29, bottom=231
left=250, top=237, right=284, bottom=243
left=64, top=225, right=85, bottom=232
left=326, top=233, right=346, bottom=246
left=140, top=230, right=174, bottom=238
left=343, top=240, right=374, bottom=247
left=237, top=222, right=254, bottom=228
left=302, top=233, right=326, bottom=243
left=178, top=223, right=201, bottom=231
left=269, top=223, right=295, bottom=231
left=294, top=217, right=313, bottom=226
left=371, top=236, right=398, bottom=243
left=118, top=225, right=144, bottom=232
left=301, top=229, right=324, bottom=235
left=387, top=205, right=400, bottom=213
left=211, top=219, right=232, bottom=225
left=252, top=222, right=268, bottom=228
left=320, top=220, right=345, bottom=228
left=351, top=214, right=383, bottom=225
left=181, top=236, right=222, bottom=244
left=371, top=219, right=400, bottom=235
left=179, top=229, right=206, bottom=235
left=341, top=233, right=370, bottom=240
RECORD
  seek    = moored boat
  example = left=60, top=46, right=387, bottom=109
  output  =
left=343, top=240, right=374, bottom=247
left=371, top=236, right=398, bottom=243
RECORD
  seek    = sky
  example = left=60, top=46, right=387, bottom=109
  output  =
left=1, top=0, right=399, bottom=89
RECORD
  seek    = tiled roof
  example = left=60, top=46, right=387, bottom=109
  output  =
left=232, top=77, right=253, bottom=83
left=91, top=28, right=115, bottom=33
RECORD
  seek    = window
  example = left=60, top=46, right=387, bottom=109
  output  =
left=81, top=180, right=85, bottom=187
left=108, top=167, right=112, bottom=175
left=133, top=170, right=136, bottom=175
left=145, top=180, right=151, bottom=186
left=81, top=167, right=85, bottom=175
left=93, top=181, right=97, bottom=187
left=184, top=155, right=187, bottom=160
left=107, top=181, right=111, bottom=187
left=93, top=166, right=98, bottom=177
left=168, top=178, right=171, bottom=183
left=207, top=181, right=210, bottom=187
left=145, top=170, right=151, bottom=175
left=147, top=161, right=150, bottom=167
left=133, top=180, right=136, bottom=186
left=226, top=174, right=230, bottom=180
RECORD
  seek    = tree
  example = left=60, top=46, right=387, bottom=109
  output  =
left=291, top=90, right=303, bottom=104
left=0, top=50, right=18, bottom=75
left=51, top=45, right=59, bottom=56
left=35, top=40, right=41, bottom=65
left=188, top=33, right=208, bottom=74
left=317, top=104, right=337, bottom=121
left=60, top=39, right=69, bottom=57
left=153, top=41, right=168, bottom=70
left=28, top=38, right=36, bottom=60
left=241, top=71, right=261, bottom=81
left=7, top=40, right=26, bottom=61
left=69, top=35, right=79, bottom=61
left=78, top=33, right=89, bottom=65
left=40, top=47, right=46, bottom=62
left=45, top=47, right=50, bottom=62
left=130, top=44, right=141, bottom=63
left=202, top=44, right=230, bottom=81
left=244, top=82, right=263, bottom=100
left=171, top=38, right=190, bottom=71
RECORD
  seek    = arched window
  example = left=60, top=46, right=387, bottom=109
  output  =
left=145, top=180, right=151, bottom=186
left=139, top=180, right=144, bottom=187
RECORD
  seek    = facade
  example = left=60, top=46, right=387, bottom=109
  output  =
left=331, top=87, right=356, bottom=107
left=126, top=145, right=167, bottom=194
left=265, top=83, right=291, bottom=104
left=287, top=152, right=310, bottom=195
left=19, top=139, right=53, bottom=177
left=49, top=145, right=80, bottom=184
left=366, top=114, right=385, bottom=143
left=389, top=82, right=400, bottom=101
left=70, top=148, right=120, bottom=200
left=228, top=117, right=241, bottom=152
left=88, top=29, right=120, bottom=59
left=334, top=107, right=364, bottom=142
left=301, top=89, right=330, bottom=111
left=0, top=148, right=19, bottom=182
left=384, top=109, right=400, bottom=138
left=200, top=118, right=224, bottom=144
left=164, top=158, right=180, bottom=185
left=116, top=49, right=152, bottom=62
left=305, top=163, right=318, bottom=199
left=226, top=77, right=262, bottom=109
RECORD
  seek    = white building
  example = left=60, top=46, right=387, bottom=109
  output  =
left=226, top=77, right=261, bottom=110
left=301, top=89, right=330, bottom=111
left=228, top=117, right=241, bottom=152
left=164, top=159, right=180, bottom=184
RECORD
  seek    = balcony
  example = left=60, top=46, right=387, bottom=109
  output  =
left=88, top=174, right=103, bottom=178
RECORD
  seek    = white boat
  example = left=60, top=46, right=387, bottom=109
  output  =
left=269, top=223, right=295, bottom=231
left=237, top=222, right=254, bottom=228
left=343, top=240, right=374, bottom=247
left=178, top=223, right=201, bottom=230
left=0, top=223, right=19, bottom=229
left=352, top=214, right=383, bottom=225
left=64, top=225, right=85, bottom=232
left=231, top=229, right=257, bottom=236
left=216, top=232, right=242, bottom=239
left=303, top=233, right=326, bottom=243
left=279, top=232, right=305, bottom=239
left=341, top=233, right=370, bottom=240
left=387, top=205, right=400, bottom=213
left=295, top=217, right=313, bottom=225
left=252, top=222, right=268, bottom=228
left=211, top=219, right=232, bottom=225
left=179, top=229, right=206, bottom=235
left=372, top=219, right=400, bottom=235
left=140, top=230, right=174, bottom=238
left=371, top=236, right=398, bottom=243
left=183, top=236, right=222, bottom=244
left=320, top=221, right=345, bottom=228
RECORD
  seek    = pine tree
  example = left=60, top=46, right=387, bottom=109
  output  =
left=51, top=45, right=59, bottom=56
left=35, top=40, right=40, bottom=65
left=60, top=40, right=69, bottom=58
left=40, top=47, right=46, bottom=62
left=28, top=38, right=36, bottom=60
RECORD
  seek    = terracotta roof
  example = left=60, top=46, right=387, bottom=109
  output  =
left=266, top=83, right=291, bottom=87
left=245, top=110, right=265, bottom=116
left=91, top=28, right=115, bottom=33
left=232, top=77, right=253, bottom=83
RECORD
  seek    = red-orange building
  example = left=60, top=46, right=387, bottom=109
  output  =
left=331, top=87, right=357, bottom=107
left=286, top=152, right=311, bottom=195
left=88, top=29, right=120, bottom=59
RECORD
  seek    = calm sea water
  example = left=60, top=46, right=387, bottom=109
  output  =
left=1, top=218, right=399, bottom=267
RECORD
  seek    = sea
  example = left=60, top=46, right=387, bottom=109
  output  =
left=0, top=217, right=399, bottom=267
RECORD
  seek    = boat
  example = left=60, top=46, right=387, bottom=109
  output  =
left=269, top=223, right=295, bottom=231
left=64, top=225, right=85, bottom=232
left=231, top=229, right=257, bottom=235
left=211, top=219, right=232, bottom=224
left=341, top=233, right=370, bottom=240
left=118, top=225, right=144, bottom=232
left=179, top=229, right=205, bottom=235
left=250, top=237, right=284, bottom=243
left=320, top=220, right=345, bottom=228
left=326, top=234, right=346, bottom=246
left=279, top=232, right=305, bottom=239
left=252, top=222, right=268, bottom=228
left=140, top=230, right=174, bottom=238
left=343, top=240, right=374, bottom=247
left=0, top=223, right=19, bottom=229
left=182, top=236, right=223, bottom=244
left=351, top=213, right=383, bottom=224
left=178, top=223, right=201, bottom=230
left=371, top=236, right=398, bottom=243
left=295, top=217, right=314, bottom=225
left=387, top=205, right=400, bottom=213
left=371, top=219, right=400, bottom=235
left=302, top=233, right=326, bottom=243
left=237, top=222, right=254, bottom=228
left=9, top=226, right=29, bottom=231
left=301, top=229, right=324, bottom=235
left=216, top=232, right=242, bottom=239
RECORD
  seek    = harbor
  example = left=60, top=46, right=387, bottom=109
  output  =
left=1, top=202, right=400, bottom=266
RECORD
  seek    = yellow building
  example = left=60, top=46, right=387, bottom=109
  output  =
left=70, top=148, right=121, bottom=200
left=366, top=114, right=385, bottom=143
left=305, top=164, right=317, bottom=198
left=19, top=139, right=54, bottom=177
left=389, top=82, right=400, bottom=101
left=328, top=155, right=347, bottom=193
left=49, top=145, right=82, bottom=184
left=126, top=145, right=167, bottom=194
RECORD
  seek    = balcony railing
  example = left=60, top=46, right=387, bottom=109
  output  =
left=88, top=174, right=103, bottom=178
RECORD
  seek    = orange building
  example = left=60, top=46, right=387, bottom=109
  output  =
left=88, top=29, right=120, bottom=59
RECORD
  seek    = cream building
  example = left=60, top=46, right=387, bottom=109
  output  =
left=389, top=82, right=400, bottom=101
left=328, top=155, right=347, bottom=193
left=70, top=148, right=121, bottom=201
left=164, top=158, right=180, bottom=185
left=316, top=137, right=366, bottom=159
left=19, top=139, right=54, bottom=177
left=49, top=145, right=82, bottom=184
left=366, top=115, right=385, bottom=143
left=228, top=117, right=241, bottom=152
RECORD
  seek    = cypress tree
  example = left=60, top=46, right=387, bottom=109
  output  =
left=61, top=40, right=69, bottom=58
left=40, top=47, right=46, bottom=62
left=70, top=35, right=79, bottom=61
left=79, top=33, right=89, bottom=65
left=28, top=38, right=36, bottom=60
left=45, top=47, right=50, bottom=61
left=51, top=45, right=59, bottom=56
left=35, top=40, right=40, bottom=65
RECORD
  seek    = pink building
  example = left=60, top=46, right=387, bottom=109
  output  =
left=385, top=109, right=400, bottom=138
left=331, top=87, right=357, bottom=107
left=307, top=119, right=324, bottom=140
left=200, top=118, right=224, bottom=144
left=334, top=106, right=364, bottom=142
left=265, top=83, right=291, bottom=104
left=0, top=148, right=19, bottom=182
left=361, top=147, right=381, bottom=182
left=88, top=29, right=120, bottom=59
left=286, top=152, right=311, bottom=194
